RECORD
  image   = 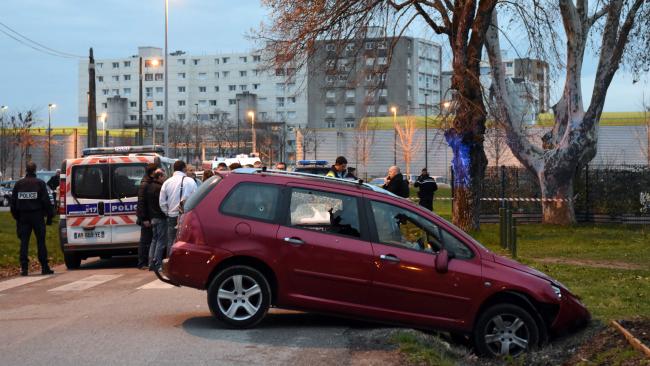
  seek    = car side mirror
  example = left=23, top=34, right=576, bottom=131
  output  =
left=435, top=248, right=449, bottom=274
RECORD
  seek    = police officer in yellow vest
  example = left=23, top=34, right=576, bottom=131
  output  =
left=10, top=162, right=54, bottom=276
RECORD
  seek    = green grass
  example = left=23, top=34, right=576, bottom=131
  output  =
left=0, top=213, right=63, bottom=269
left=392, top=332, right=458, bottom=366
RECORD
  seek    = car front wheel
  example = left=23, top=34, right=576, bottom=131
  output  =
left=474, top=303, right=539, bottom=357
left=207, top=265, right=270, bottom=328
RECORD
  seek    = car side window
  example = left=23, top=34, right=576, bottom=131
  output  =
left=220, top=183, right=280, bottom=222
left=289, top=188, right=361, bottom=238
left=440, top=229, right=475, bottom=259
left=370, top=200, right=442, bottom=253
left=111, top=164, right=146, bottom=198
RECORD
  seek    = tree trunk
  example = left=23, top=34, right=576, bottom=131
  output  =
left=539, top=168, right=576, bottom=225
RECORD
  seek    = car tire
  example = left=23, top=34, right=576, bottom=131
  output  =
left=63, top=252, right=81, bottom=269
left=207, top=265, right=271, bottom=329
left=474, top=303, right=539, bottom=357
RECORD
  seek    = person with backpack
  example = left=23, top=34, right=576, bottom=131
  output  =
left=382, top=166, right=410, bottom=198
left=414, top=168, right=438, bottom=210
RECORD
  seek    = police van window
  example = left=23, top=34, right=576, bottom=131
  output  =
left=289, top=188, right=361, bottom=238
left=72, top=165, right=109, bottom=199
left=111, top=164, right=146, bottom=198
left=220, top=183, right=281, bottom=222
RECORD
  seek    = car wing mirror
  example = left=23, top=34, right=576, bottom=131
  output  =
left=435, top=248, right=449, bottom=274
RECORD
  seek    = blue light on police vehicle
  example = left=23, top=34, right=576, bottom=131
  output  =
left=297, top=160, right=328, bottom=166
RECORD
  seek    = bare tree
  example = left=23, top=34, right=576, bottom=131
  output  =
left=353, top=118, right=376, bottom=179
left=395, top=115, right=423, bottom=177
left=486, top=0, right=649, bottom=224
left=260, top=0, right=499, bottom=230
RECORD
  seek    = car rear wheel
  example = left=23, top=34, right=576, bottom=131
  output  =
left=474, top=303, right=539, bottom=357
left=207, top=265, right=270, bottom=328
left=63, top=252, right=81, bottom=269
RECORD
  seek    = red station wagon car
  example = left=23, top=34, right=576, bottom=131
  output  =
left=159, top=169, right=590, bottom=357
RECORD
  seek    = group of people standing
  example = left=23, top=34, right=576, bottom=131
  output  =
left=136, top=160, right=197, bottom=270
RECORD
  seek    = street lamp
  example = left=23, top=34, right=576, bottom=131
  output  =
left=248, top=111, right=256, bottom=155
left=163, top=0, right=169, bottom=156
left=47, top=103, right=56, bottom=170
left=390, top=106, right=397, bottom=165
left=0, top=106, right=7, bottom=176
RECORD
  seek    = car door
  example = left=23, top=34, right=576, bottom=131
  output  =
left=366, top=197, right=483, bottom=329
left=107, top=160, right=147, bottom=244
left=66, top=163, right=112, bottom=244
left=275, top=184, right=375, bottom=309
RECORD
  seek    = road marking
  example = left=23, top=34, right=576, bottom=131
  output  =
left=48, top=274, right=122, bottom=292
left=138, top=279, right=175, bottom=289
left=0, top=276, right=50, bottom=293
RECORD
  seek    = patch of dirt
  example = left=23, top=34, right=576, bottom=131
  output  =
left=0, top=261, right=46, bottom=279
left=619, top=317, right=650, bottom=347
left=533, top=257, right=646, bottom=270
left=564, top=320, right=650, bottom=366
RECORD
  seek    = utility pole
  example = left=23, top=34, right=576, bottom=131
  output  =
left=87, top=48, right=97, bottom=148
left=424, top=93, right=428, bottom=171
left=139, top=56, right=144, bottom=145
left=0, top=106, right=7, bottom=176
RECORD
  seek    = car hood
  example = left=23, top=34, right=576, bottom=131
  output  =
left=493, top=255, right=555, bottom=283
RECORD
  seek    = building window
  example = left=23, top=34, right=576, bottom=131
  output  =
left=178, top=59, right=186, bottom=65
left=326, top=106, right=336, bottom=114
left=124, top=74, right=131, bottom=81
left=276, top=112, right=285, bottom=121
left=253, top=83, right=260, bottom=90
left=198, top=100, right=207, bottom=106
left=209, top=114, right=218, bottom=120
left=222, top=57, right=229, bottom=63
left=326, top=121, right=336, bottom=128
left=178, top=86, right=186, bottom=92
left=156, top=114, right=163, bottom=121
left=326, top=43, right=335, bottom=51
left=155, top=73, right=163, bottom=81
left=379, top=73, right=386, bottom=81
left=209, top=100, right=217, bottom=106
left=222, top=71, right=230, bottom=77
left=112, top=75, right=120, bottom=81
left=276, top=83, right=285, bottom=92
left=379, top=89, right=388, bottom=97
left=366, top=105, right=374, bottom=113
left=345, top=89, right=355, bottom=98
left=214, top=72, right=219, bottom=79
left=112, top=89, right=120, bottom=95
left=345, top=105, right=355, bottom=114
left=287, top=96, right=296, bottom=104
left=156, top=101, right=163, bottom=107
left=102, top=89, right=109, bottom=95
left=129, top=101, right=137, bottom=107
left=123, top=88, right=131, bottom=96
left=145, top=59, right=162, bottom=67
left=146, top=101, right=154, bottom=110
left=378, top=105, right=388, bottom=113
left=253, top=55, right=261, bottom=62
left=198, top=72, right=207, bottom=80
left=214, top=58, right=219, bottom=65
left=178, top=100, right=186, bottom=106
left=155, top=87, right=163, bottom=94
left=145, top=74, right=153, bottom=81
left=228, top=85, right=236, bottom=91
left=97, top=76, right=103, bottom=82
left=326, top=75, right=335, bottom=83
left=378, top=42, right=387, bottom=49
left=178, top=72, right=186, bottom=79
left=214, top=86, right=220, bottom=92
left=287, top=111, right=296, bottom=120
left=228, top=99, right=237, bottom=105
left=102, top=103, right=108, bottom=108
left=378, top=57, right=387, bottom=65
left=365, top=57, right=375, bottom=66
left=287, top=82, right=295, bottom=90
left=192, top=59, right=200, bottom=65
left=275, top=68, right=285, bottom=76
left=145, top=87, right=152, bottom=98
left=130, top=115, right=137, bottom=121
left=178, top=113, right=186, bottom=121
left=239, top=85, right=247, bottom=91
left=97, top=62, right=103, bottom=68
left=365, top=74, right=373, bottom=82
left=253, top=69, right=261, bottom=76
left=199, top=86, right=207, bottom=92
left=124, top=61, right=131, bottom=67
left=240, top=70, right=247, bottom=77
left=239, top=56, right=247, bottom=63
left=345, top=43, right=355, bottom=51
left=345, top=121, right=355, bottom=128
left=365, top=42, right=373, bottom=50
left=276, top=97, right=285, bottom=107
left=112, top=62, right=119, bottom=68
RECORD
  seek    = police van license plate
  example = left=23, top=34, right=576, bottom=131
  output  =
left=74, top=231, right=106, bottom=239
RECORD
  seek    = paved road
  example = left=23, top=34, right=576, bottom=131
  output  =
left=0, top=257, right=400, bottom=366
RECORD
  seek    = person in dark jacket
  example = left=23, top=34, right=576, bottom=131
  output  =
left=10, top=162, right=54, bottom=276
left=326, top=156, right=357, bottom=180
left=382, top=166, right=409, bottom=198
left=136, top=163, right=157, bottom=269
left=414, top=168, right=438, bottom=210
left=46, top=169, right=60, bottom=208
left=147, top=168, right=168, bottom=271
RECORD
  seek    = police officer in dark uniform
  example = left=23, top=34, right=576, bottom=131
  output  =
left=10, top=162, right=54, bottom=276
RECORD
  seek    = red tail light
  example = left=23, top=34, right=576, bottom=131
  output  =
left=58, top=178, right=66, bottom=215
left=176, top=211, right=206, bottom=246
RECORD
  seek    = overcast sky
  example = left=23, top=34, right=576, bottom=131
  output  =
left=0, top=0, right=648, bottom=127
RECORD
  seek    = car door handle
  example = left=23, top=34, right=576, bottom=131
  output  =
left=379, top=254, right=400, bottom=263
left=283, top=237, right=305, bottom=245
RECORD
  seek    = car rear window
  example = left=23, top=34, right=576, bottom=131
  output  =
left=72, top=165, right=109, bottom=199
left=220, top=182, right=281, bottom=222
left=184, top=175, right=222, bottom=211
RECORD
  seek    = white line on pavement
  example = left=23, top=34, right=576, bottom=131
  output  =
left=48, top=274, right=122, bottom=292
left=0, top=276, right=51, bottom=293
left=137, top=279, right=175, bottom=290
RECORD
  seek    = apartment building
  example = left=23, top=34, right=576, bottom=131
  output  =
left=78, top=46, right=307, bottom=131
left=307, top=33, right=442, bottom=130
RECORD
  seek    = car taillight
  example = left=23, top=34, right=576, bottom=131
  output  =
left=58, top=178, right=66, bottom=215
left=176, top=211, right=206, bottom=246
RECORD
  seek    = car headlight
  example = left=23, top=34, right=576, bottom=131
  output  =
left=551, top=284, right=562, bottom=299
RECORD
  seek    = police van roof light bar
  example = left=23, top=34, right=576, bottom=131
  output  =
left=82, top=145, right=165, bottom=157
left=297, top=160, right=328, bottom=166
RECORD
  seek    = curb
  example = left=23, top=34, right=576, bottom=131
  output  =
left=610, top=320, right=650, bottom=358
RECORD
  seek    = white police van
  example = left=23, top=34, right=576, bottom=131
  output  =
left=58, top=146, right=174, bottom=269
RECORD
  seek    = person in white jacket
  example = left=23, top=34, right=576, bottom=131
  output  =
left=159, top=160, right=197, bottom=254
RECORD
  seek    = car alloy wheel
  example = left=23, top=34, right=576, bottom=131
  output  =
left=474, top=303, right=539, bottom=357
left=208, top=265, right=270, bottom=328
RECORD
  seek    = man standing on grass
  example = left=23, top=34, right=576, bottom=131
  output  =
left=10, top=162, right=54, bottom=276
left=414, top=168, right=438, bottom=211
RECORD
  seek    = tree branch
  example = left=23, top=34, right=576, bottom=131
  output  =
left=413, top=1, right=450, bottom=35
